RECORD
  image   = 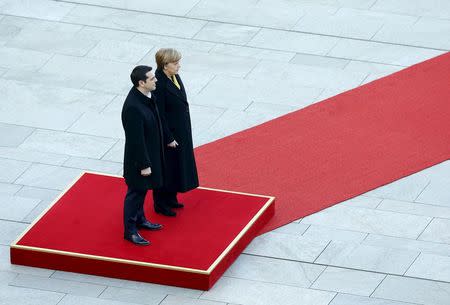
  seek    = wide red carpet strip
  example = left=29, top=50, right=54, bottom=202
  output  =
left=195, top=52, right=450, bottom=234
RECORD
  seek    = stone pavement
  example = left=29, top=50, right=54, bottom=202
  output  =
left=0, top=0, right=449, bottom=304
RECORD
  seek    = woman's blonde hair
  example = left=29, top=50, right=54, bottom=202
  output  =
left=155, top=48, right=182, bottom=70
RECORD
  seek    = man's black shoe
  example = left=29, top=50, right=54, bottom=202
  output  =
left=137, top=220, right=162, bottom=231
left=154, top=204, right=176, bottom=216
left=169, top=201, right=184, bottom=208
left=124, top=232, right=150, bottom=246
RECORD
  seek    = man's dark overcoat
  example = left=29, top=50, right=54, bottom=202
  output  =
left=153, top=69, right=199, bottom=192
left=121, top=86, right=164, bottom=190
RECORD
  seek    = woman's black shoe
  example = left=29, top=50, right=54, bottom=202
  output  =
left=154, top=204, right=176, bottom=216
left=169, top=202, right=184, bottom=208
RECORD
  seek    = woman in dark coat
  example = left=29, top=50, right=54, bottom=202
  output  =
left=152, top=48, right=199, bottom=216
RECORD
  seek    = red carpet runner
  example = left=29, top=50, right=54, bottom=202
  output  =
left=195, top=52, right=450, bottom=234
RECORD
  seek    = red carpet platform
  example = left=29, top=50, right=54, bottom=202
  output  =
left=195, top=52, right=450, bottom=234
left=10, top=172, right=274, bottom=290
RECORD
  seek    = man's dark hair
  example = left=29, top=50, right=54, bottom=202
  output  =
left=130, top=65, right=153, bottom=87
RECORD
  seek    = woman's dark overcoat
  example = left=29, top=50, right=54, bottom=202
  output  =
left=153, top=69, right=199, bottom=192
left=121, top=86, right=164, bottom=190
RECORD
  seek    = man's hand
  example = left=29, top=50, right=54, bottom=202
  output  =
left=167, top=140, right=178, bottom=148
left=141, top=167, right=152, bottom=176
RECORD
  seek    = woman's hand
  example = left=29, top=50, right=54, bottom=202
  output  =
left=168, top=140, right=179, bottom=148
left=141, top=167, right=152, bottom=176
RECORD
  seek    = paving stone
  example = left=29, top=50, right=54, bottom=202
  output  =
left=0, top=0, right=75, bottom=21
left=181, top=52, right=259, bottom=78
left=10, top=273, right=107, bottom=297
left=405, top=253, right=450, bottom=282
left=416, top=177, right=450, bottom=208
left=63, top=157, right=122, bottom=174
left=193, top=75, right=321, bottom=110
left=75, top=26, right=136, bottom=42
left=22, top=199, right=53, bottom=223
left=161, top=295, right=226, bottom=305
left=177, top=72, right=215, bottom=97
left=0, top=80, right=83, bottom=130
left=200, top=276, right=335, bottom=305
left=6, top=26, right=98, bottom=57
left=0, top=219, right=28, bottom=246
left=83, top=73, right=131, bottom=96
left=3, top=69, right=89, bottom=89
left=0, top=123, right=34, bottom=147
left=131, top=33, right=216, bottom=55
left=302, top=205, right=432, bottom=239
left=271, top=222, right=310, bottom=235
left=0, top=20, right=21, bottom=45
left=100, top=95, right=126, bottom=115
left=371, top=0, right=450, bottom=20
left=248, top=29, right=339, bottom=56
left=373, top=16, right=450, bottom=50
left=15, top=186, right=61, bottom=202
left=193, top=109, right=291, bottom=147
left=71, top=0, right=200, bottom=16
left=329, top=293, right=417, bottom=305
left=51, top=270, right=132, bottom=288
left=62, top=5, right=207, bottom=38
left=301, top=225, right=367, bottom=243
left=244, top=102, right=298, bottom=117
left=247, top=60, right=366, bottom=91
left=338, top=196, right=382, bottom=208
left=343, top=60, right=404, bottom=75
left=0, top=194, right=40, bottom=222
left=0, top=182, right=21, bottom=195
left=1, top=78, right=115, bottom=115
left=210, top=44, right=295, bottom=62
left=290, top=54, right=350, bottom=69
left=372, top=275, right=450, bottom=305
left=194, top=22, right=260, bottom=45
left=311, top=267, right=385, bottom=296
left=118, top=280, right=203, bottom=298
left=19, top=130, right=117, bottom=159
left=332, top=7, right=417, bottom=39
left=39, top=54, right=133, bottom=81
left=316, top=241, right=419, bottom=274
left=14, top=163, right=83, bottom=190
left=58, top=294, right=143, bottom=305
left=0, top=158, right=30, bottom=183
left=243, top=232, right=329, bottom=262
left=364, top=234, right=450, bottom=256
left=86, top=40, right=152, bottom=63
left=0, top=147, right=69, bottom=166
left=328, top=38, right=445, bottom=66
left=99, top=286, right=166, bottom=305
left=0, top=284, right=63, bottom=305
left=188, top=104, right=226, bottom=139
left=0, top=15, right=81, bottom=33
left=224, top=254, right=324, bottom=287
left=418, top=218, right=450, bottom=244
left=0, top=46, right=52, bottom=71
left=67, top=112, right=124, bottom=139
left=101, top=140, right=124, bottom=163
left=187, top=0, right=337, bottom=29
left=0, top=270, right=17, bottom=286
left=293, top=8, right=387, bottom=40
left=0, top=245, right=53, bottom=277
left=378, top=199, right=450, bottom=219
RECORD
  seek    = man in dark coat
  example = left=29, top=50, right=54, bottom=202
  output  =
left=152, top=48, right=199, bottom=216
left=121, top=65, right=163, bottom=246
